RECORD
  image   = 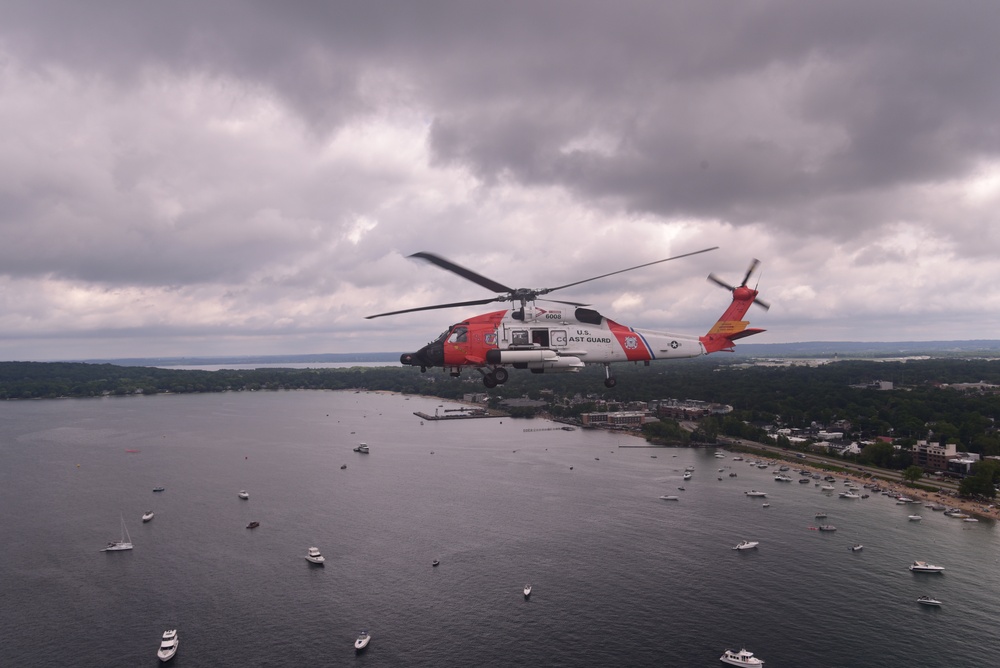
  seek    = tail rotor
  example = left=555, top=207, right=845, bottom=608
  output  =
left=708, top=259, right=770, bottom=311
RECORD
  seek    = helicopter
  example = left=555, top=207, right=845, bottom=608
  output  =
left=366, top=247, right=769, bottom=388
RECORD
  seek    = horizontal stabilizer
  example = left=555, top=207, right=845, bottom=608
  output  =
left=700, top=328, right=766, bottom=353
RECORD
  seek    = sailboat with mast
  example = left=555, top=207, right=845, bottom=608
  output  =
left=101, top=514, right=133, bottom=552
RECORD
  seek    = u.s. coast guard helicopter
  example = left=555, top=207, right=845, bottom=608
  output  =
left=366, top=247, right=768, bottom=388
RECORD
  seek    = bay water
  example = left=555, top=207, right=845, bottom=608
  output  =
left=1, top=390, right=998, bottom=666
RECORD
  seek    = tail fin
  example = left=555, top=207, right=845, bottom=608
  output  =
left=700, top=285, right=766, bottom=353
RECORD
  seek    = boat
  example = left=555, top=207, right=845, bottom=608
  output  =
left=101, top=515, right=133, bottom=552
left=821, top=485, right=836, bottom=491
left=524, top=584, right=532, bottom=597
left=153, top=487, right=165, bottom=492
left=238, top=490, right=249, bottom=500
left=839, top=491, right=861, bottom=499
left=142, top=511, right=154, bottom=523
left=761, top=503, right=770, bottom=508
left=909, top=561, right=945, bottom=573
left=354, top=443, right=369, bottom=453
left=815, top=512, right=827, bottom=518
left=157, top=629, right=179, bottom=662
left=720, top=648, right=764, bottom=666
left=818, top=525, right=837, bottom=532
left=354, top=630, right=371, bottom=651
left=744, top=490, right=767, bottom=497
left=964, top=517, right=980, bottom=522
left=729, top=472, right=737, bottom=477
left=917, top=595, right=942, bottom=606
left=432, top=559, right=440, bottom=567
left=660, top=495, right=679, bottom=501
left=908, top=515, right=922, bottom=521
left=850, top=544, right=863, bottom=551
left=247, top=521, right=259, bottom=529
left=732, top=540, right=759, bottom=551
left=340, top=464, right=347, bottom=469
left=305, top=547, right=325, bottom=565
left=683, top=472, right=692, bottom=480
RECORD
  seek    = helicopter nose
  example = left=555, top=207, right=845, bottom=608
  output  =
left=400, top=352, right=416, bottom=365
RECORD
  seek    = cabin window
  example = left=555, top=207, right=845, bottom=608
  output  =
left=511, top=330, right=529, bottom=345
left=550, top=330, right=567, bottom=347
left=531, top=329, right=549, bottom=347
left=448, top=326, right=468, bottom=344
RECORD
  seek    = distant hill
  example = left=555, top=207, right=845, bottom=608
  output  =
left=71, top=341, right=1000, bottom=367
left=76, top=352, right=403, bottom=367
left=734, top=340, right=1000, bottom=358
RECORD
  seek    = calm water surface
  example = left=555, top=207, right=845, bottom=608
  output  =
left=2, top=390, right=999, bottom=667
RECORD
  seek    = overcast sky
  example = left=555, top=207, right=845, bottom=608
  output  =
left=2, top=1, right=999, bottom=361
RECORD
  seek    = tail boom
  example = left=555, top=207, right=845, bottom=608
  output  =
left=699, top=285, right=765, bottom=353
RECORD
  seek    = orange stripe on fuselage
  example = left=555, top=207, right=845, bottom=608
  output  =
left=607, top=319, right=653, bottom=361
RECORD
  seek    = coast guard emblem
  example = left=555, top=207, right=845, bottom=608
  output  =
left=624, top=336, right=639, bottom=350
left=484, top=333, right=497, bottom=345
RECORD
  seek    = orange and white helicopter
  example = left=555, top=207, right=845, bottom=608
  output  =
left=366, top=247, right=768, bottom=388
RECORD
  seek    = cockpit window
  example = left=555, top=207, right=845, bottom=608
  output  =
left=447, top=326, right=468, bottom=344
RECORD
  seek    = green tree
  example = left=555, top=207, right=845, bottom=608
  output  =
left=902, top=465, right=925, bottom=484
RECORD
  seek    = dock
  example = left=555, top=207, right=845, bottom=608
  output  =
left=414, top=410, right=507, bottom=421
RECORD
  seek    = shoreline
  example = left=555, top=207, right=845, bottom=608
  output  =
left=730, top=450, right=999, bottom=522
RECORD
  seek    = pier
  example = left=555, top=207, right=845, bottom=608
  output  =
left=414, top=410, right=507, bottom=421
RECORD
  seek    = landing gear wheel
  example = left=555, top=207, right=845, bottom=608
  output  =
left=483, top=374, right=498, bottom=388
left=604, top=377, right=617, bottom=389
left=493, top=367, right=509, bottom=384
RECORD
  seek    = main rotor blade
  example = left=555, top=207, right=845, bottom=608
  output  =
left=543, top=247, right=719, bottom=295
left=365, top=297, right=500, bottom=320
left=538, top=298, right=591, bottom=307
left=409, top=252, right=514, bottom=294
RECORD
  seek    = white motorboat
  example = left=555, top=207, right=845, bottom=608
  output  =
left=524, top=584, right=532, bottom=597
left=659, top=495, right=679, bottom=501
left=815, top=512, right=827, bottom=518
left=850, top=544, right=863, bottom=551
left=821, top=485, right=836, bottom=491
left=720, top=648, right=764, bottom=666
left=305, top=547, right=326, bottom=565
left=744, top=490, right=767, bottom=497
left=101, top=515, right=133, bottom=552
left=238, top=490, right=249, bottom=500
left=916, top=595, right=942, bottom=606
left=908, top=515, right=922, bottom=521
left=838, top=491, right=861, bottom=499
left=142, top=511, right=154, bottom=523
left=157, top=629, right=179, bottom=662
left=354, top=443, right=370, bottom=453
left=817, top=525, right=837, bottom=532
left=909, top=560, right=945, bottom=573
left=354, top=630, right=371, bottom=651
left=761, top=503, right=770, bottom=508
left=732, top=540, right=759, bottom=551
left=683, top=472, right=692, bottom=480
